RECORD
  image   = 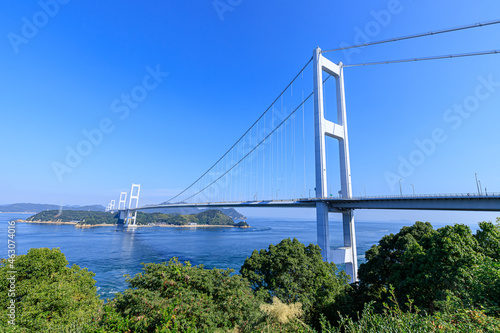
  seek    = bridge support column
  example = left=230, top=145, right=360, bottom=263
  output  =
left=316, top=202, right=331, bottom=262
left=313, top=47, right=358, bottom=282
left=125, top=210, right=138, bottom=226
left=342, top=210, right=358, bottom=283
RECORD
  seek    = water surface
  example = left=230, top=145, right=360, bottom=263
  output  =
left=0, top=213, right=481, bottom=298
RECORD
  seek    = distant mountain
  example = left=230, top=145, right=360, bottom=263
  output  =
left=0, top=203, right=106, bottom=213
left=143, top=207, right=203, bottom=215
left=216, top=208, right=246, bottom=220
left=143, top=206, right=246, bottom=220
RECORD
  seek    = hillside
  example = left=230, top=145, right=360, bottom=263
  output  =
left=26, top=210, right=116, bottom=224
left=146, top=206, right=246, bottom=219
left=217, top=208, right=246, bottom=220
left=144, top=206, right=204, bottom=215
left=137, top=210, right=235, bottom=226
left=24, top=209, right=249, bottom=227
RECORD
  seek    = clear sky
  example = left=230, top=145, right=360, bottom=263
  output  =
left=1, top=0, right=499, bottom=223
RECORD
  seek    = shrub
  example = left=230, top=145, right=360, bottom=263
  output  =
left=0, top=248, right=102, bottom=332
left=98, top=258, right=261, bottom=332
left=240, top=238, right=349, bottom=327
left=357, top=221, right=500, bottom=314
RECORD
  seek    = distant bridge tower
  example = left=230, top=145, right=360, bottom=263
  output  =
left=125, top=184, right=141, bottom=226
left=118, top=192, right=127, bottom=210
left=118, top=191, right=128, bottom=221
left=313, top=47, right=358, bottom=282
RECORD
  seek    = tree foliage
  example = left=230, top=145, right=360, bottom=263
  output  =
left=26, top=210, right=118, bottom=224
left=97, top=258, right=262, bottom=332
left=322, top=291, right=500, bottom=333
left=26, top=209, right=240, bottom=227
left=137, top=209, right=238, bottom=226
left=475, top=218, right=500, bottom=260
left=0, top=248, right=102, bottom=332
left=25, top=209, right=241, bottom=227
left=2, top=219, right=499, bottom=332
left=357, top=221, right=500, bottom=315
left=240, top=238, right=349, bottom=326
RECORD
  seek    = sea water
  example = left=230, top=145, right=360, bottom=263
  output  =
left=0, top=213, right=482, bottom=299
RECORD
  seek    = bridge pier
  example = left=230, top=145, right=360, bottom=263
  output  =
left=341, top=210, right=358, bottom=283
left=125, top=209, right=138, bottom=226
left=316, top=202, right=331, bottom=262
left=119, top=210, right=126, bottom=221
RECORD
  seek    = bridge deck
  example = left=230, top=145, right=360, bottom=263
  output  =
left=127, top=194, right=500, bottom=212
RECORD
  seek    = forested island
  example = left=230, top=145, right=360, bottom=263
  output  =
left=21, top=209, right=250, bottom=228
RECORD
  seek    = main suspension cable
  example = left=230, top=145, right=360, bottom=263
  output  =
left=322, top=19, right=500, bottom=53
left=344, top=49, right=500, bottom=67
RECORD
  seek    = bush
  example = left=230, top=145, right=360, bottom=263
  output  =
left=322, top=291, right=500, bottom=333
left=0, top=248, right=102, bottom=332
left=240, top=238, right=349, bottom=327
left=98, top=258, right=262, bottom=332
left=357, top=221, right=500, bottom=315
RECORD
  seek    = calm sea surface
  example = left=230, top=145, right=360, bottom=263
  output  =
left=0, top=213, right=481, bottom=299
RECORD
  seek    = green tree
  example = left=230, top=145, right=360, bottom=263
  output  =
left=26, top=210, right=118, bottom=224
left=358, top=221, right=437, bottom=304
left=357, top=221, right=500, bottom=314
left=0, top=248, right=102, bottom=332
left=98, top=258, right=262, bottom=332
left=322, top=292, right=500, bottom=333
left=475, top=219, right=500, bottom=260
left=240, top=238, right=349, bottom=327
left=196, top=209, right=234, bottom=225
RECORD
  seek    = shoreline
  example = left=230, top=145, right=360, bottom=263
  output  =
left=75, top=223, right=118, bottom=229
left=16, top=220, right=250, bottom=228
left=145, top=224, right=250, bottom=228
left=77, top=224, right=251, bottom=229
left=17, top=220, right=77, bottom=225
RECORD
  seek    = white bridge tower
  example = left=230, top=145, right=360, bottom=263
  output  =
left=117, top=185, right=141, bottom=226
left=125, top=183, right=141, bottom=226
left=313, top=47, right=358, bottom=282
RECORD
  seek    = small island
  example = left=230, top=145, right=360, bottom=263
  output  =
left=19, top=209, right=250, bottom=228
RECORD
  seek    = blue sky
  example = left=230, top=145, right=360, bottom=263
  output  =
left=1, top=0, right=500, bottom=223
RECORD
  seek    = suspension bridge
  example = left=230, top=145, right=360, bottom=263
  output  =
left=107, top=22, right=500, bottom=282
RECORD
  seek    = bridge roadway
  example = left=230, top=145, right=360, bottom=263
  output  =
left=127, top=194, right=500, bottom=213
